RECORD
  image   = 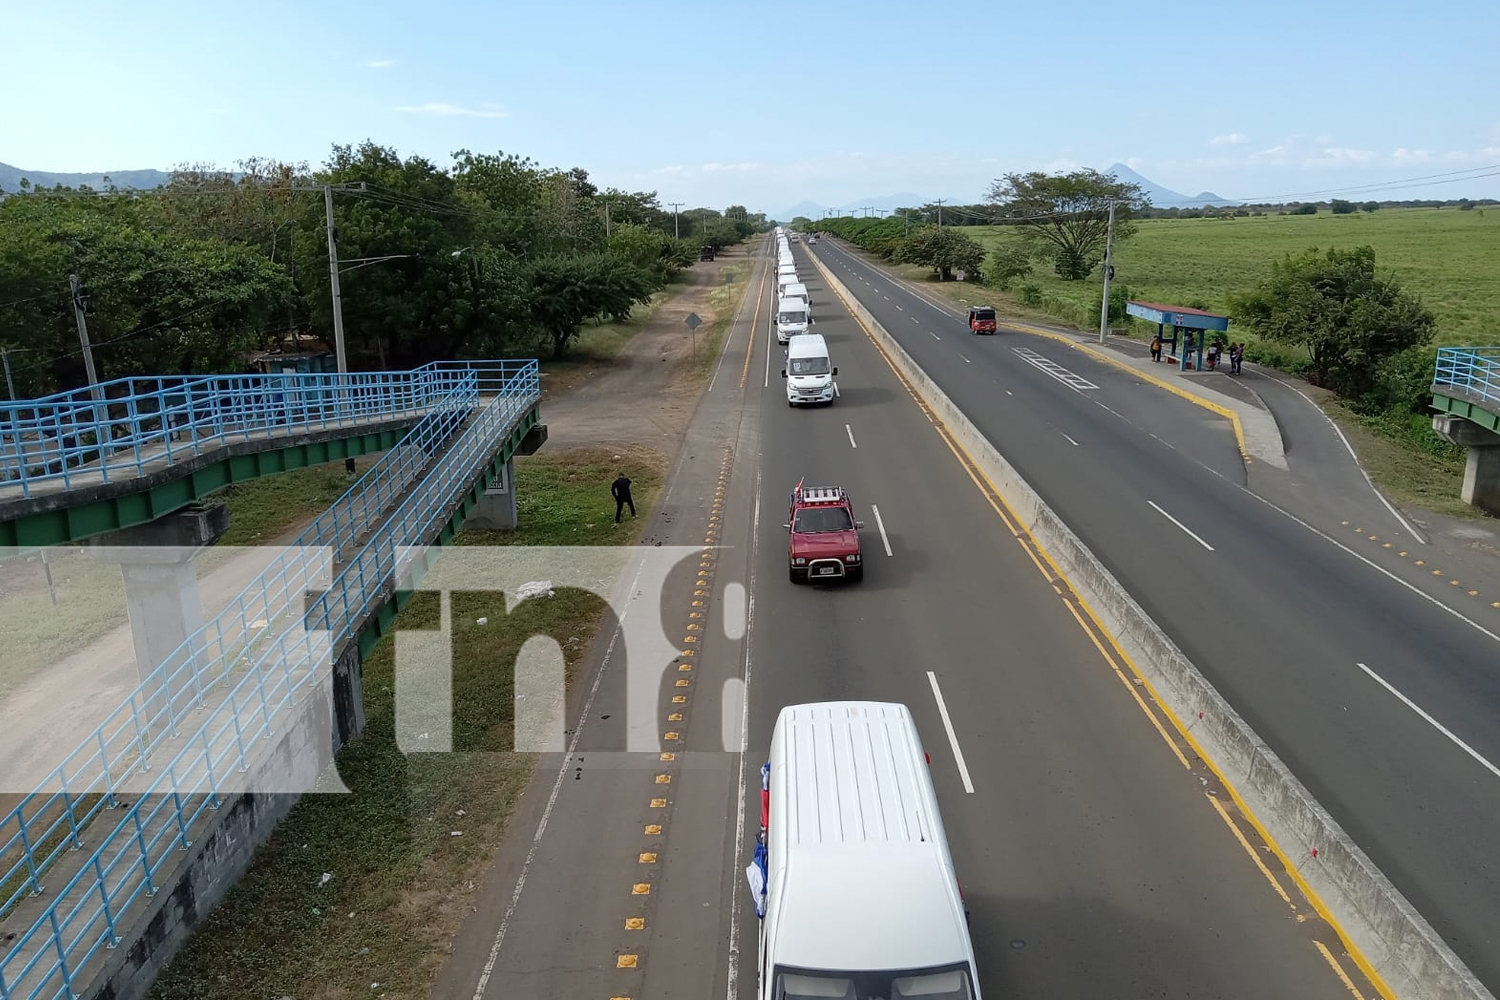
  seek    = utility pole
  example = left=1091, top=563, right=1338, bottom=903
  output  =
left=901, top=209, right=909, bottom=236
left=1, top=348, right=16, bottom=400
left=69, top=274, right=105, bottom=422
left=1098, top=200, right=1118, bottom=344
left=668, top=202, right=684, bottom=240
left=935, top=199, right=945, bottom=229
left=604, top=200, right=612, bottom=239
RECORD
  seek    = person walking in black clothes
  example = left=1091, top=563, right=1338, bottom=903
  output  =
left=612, top=473, right=635, bottom=522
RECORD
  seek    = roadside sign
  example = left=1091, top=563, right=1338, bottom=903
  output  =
left=685, top=313, right=702, bottom=330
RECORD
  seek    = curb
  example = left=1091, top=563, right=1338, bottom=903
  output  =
left=807, top=246, right=1493, bottom=1000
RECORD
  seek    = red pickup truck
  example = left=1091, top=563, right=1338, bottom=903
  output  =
left=785, top=484, right=864, bottom=583
left=968, top=306, right=997, bottom=334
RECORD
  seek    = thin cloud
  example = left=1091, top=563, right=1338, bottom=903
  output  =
left=394, top=102, right=509, bottom=118
left=701, top=162, right=759, bottom=172
left=366, top=58, right=398, bottom=68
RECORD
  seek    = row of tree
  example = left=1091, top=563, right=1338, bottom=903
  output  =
left=0, top=142, right=770, bottom=397
left=797, top=168, right=1441, bottom=427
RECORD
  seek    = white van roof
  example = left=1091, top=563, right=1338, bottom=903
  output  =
left=778, top=295, right=809, bottom=315
left=786, top=333, right=827, bottom=357
left=767, top=702, right=968, bottom=972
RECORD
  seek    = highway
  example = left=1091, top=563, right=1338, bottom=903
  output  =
left=805, top=235, right=1500, bottom=992
left=724, top=241, right=1371, bottom=999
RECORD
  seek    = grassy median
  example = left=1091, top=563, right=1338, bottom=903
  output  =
left=147, top=445, right=667, bottom=1000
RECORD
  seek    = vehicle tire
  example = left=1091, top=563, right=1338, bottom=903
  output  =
left=789, top=566, right=805, bottom=584
left=788, top=399, right=795, bottom=408
left=847, top=566, right=864, bottom=583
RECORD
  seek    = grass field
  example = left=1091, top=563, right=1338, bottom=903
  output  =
left=147, top=445, right=668, bottom=1000
left=954, top=207, right=1500, bottom=348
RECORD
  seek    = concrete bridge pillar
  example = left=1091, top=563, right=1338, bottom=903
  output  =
left=87, top=503, right=231, bottom=722
left=1433, top=414, right=1500, bottom=514
left=468, top=458, right=518, bottom=530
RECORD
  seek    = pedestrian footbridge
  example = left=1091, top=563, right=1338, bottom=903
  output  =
left=1431, top=347, right=1500, bottom=514
left=0, top=360, right=544, bottom=1000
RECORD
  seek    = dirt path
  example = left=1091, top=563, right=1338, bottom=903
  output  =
left=538, top=245, right=753, bottom=450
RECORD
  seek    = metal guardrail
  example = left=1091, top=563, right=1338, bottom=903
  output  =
left=0, top=367, right=463, bottom=499
left=0, top=360, right=539, bottom=1000
left=1434, top=347, right=1500, bottom=409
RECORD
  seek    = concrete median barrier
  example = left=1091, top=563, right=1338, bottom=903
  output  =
left=807, top=248, right=1493, bottom=1000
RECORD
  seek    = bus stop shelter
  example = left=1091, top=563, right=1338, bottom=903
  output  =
left=1126, top=301, right=1230, bottom=371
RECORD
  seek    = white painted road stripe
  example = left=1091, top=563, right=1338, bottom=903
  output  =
left=846, top=423, right=857, bottom=449
left=1062, top=432, right=1080, bottom=447
left=929, top=331, right=941, bottom=341
left=871, top=504, right=894, bottom=556
left=960, top=354, right=971, bottom=364
left=895, top=303, right=904, bottom=311
left=927, top=671, right=976, bottom=794
left=1358, top=662, right=1500, bottom=781
left=1148, top=500, right=1215, bottom=551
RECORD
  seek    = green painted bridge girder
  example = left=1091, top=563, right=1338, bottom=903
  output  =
left=1432, top=391, right=1500, bottom=435
left=1, top=426, right=410, bottom=549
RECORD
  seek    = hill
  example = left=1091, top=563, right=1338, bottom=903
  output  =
left=0, top=161, right=172, bottom=193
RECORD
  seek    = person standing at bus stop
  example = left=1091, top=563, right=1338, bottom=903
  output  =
left=612, top=472, right=636, bottom=523
left=1150, top=334, right=1163, bottom=362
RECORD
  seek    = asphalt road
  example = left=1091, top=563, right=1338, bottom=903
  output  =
left=809, top=236, right=1500, bottom=991
left=726, top=242, right=1367, bottom=1000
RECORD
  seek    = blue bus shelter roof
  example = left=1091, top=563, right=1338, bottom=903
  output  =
left=1127, top=300, right=1230, bottom=332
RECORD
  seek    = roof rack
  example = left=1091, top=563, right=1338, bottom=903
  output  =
left=793, top=485, right=848, bottom=505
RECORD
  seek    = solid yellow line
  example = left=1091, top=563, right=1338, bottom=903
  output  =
left=740, top=245, right=769, bottom=389
left=1006, top=320, right=1251, bottom=465
left=1314, top=940, right=1370, bottom=1000
left=1061, top=598, right=1191, bottom=771
left=1206, top=793, right=1293, bottom=906
left=815, top=252, right=1396, bottom=1000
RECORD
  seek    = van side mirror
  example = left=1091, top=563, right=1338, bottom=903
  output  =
left=782, top=522, right=791, bottom=530
left=855, top=520, right=865, bottom=529
left=780, top=369, right=787, bottom=378
left=831, top=367, right=838, bottom=376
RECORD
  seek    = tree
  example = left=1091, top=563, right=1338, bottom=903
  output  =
left=1229, top=245, right=1436, bottom=397
left=1362, top=201, right=1380, bottom=212
left=986, top=168, right=1149, bottom=280
left=1331, top=199, right=1356, bottom=214
left=984, top=244, right=1033, bottom=290
left=523, top=254, right=655, bottom=358
left=1290, top=203, right=1318, bottom=215
left=894, top=226, right=987, bottom=282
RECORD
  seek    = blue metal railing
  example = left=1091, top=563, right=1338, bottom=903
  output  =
left=0, top=367, right=461, bottom=499
left=1434, top=347, right=1500, bottom=410
left=0, top=360, right=539, bottom=1000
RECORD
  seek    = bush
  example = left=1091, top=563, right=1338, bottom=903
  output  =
left=1331, top=199, right=1357, bottom=215
left=1359, top=346, right=1438, bottom=417
left=1362, top=409, right=1464, bottom=460
left=1018, top=283, right=1043, bottom=306
left=1290, top=203, right=1318, bottom=215
left=1108, top=283, right=1131, bottom=324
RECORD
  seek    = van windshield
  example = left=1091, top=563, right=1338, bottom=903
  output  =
left=779, top=311, right=808, bottom=325
left=789, top=357, right=830, bottom=375
left=773, top=963, right=975, bottom=999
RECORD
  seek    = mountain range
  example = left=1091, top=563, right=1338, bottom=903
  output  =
left=772, top=166, right=1238, bottom=220
left=0, top=161, right=173, bottom=193
left=4, top=157, right=1238, bottom=211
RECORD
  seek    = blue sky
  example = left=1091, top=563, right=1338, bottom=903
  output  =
left=4, top=0, right=1498, bottom=213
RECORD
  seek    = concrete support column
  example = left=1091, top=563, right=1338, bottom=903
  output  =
left=1432, top=414, right=1500, bottom=514
left=87, top=503, right=230, bottom=726
left=468, top=458, right=518, bottom=531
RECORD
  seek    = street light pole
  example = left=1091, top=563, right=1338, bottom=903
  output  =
left=68, top=274, right=105, bottom=422
left=668, top=202, right=684, bottom=240
left=323, top=185, right=349, bottom=377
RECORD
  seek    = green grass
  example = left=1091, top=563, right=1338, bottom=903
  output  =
left=147, top=446, right=667, bottom=1000
left=0, top=458, right=378, bottom=695
left=1329, top=405, right=1476, bottom=520
left=950, top=207, right=1500, bottom=347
